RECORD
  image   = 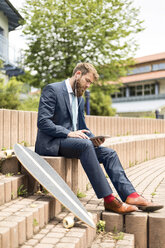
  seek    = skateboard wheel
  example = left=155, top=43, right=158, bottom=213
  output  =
left=4, top=150, right=14, bottom=158
left=63, top=217, right=74, bottom=228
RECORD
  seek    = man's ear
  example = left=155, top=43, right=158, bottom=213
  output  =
left=75, top=71, right=82, bottom=79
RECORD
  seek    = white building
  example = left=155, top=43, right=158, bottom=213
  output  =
left=0, top=0, right=23, bottom=79
left=110, top=52, right=165, bottom=118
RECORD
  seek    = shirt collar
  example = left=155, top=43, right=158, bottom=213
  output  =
left=65, top=78, right=73, bottom=94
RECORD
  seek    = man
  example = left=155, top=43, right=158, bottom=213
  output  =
left=35, top=62, right=163, bottom=214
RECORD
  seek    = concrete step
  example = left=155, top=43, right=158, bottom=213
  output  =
left=77, top=157, right=165, bottom=248
left=90, top=232, right=135, bottom=248
left=19, top=211, right=98, bottom=248
left=101, top=162, right=165, bottom=248
left=1, top=152, right=165, bottom=247
left=0, top=151, right=89, bottom=196
left=148, top=178, right=165, bottom=248
left=0, top=174, right=28, bottom=205
left=0, top=194, right=61, bottom=248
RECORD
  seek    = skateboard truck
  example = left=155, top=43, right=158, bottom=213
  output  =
left=3, top=149, right=14, bottom=158
left=63, top=212, right=93, bottom=229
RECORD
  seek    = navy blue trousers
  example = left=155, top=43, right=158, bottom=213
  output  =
left=59, top=138, right=135, bottom=201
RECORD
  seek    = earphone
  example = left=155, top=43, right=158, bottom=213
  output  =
left=74, top=80, right=78, bottom=97
left=73, top=79, right=82, bottom=107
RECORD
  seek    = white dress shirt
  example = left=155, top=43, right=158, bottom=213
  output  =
left=65, top=79, right=78, bottom=130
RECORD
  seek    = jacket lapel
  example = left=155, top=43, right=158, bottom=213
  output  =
left=77, top=96, right=83, bottom=129
left=62, top=81, right=73, bottom=120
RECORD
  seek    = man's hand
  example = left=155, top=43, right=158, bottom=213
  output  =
left=91, top=137, right=105, bottom=147
left=68, top=130, right=90, bottom=139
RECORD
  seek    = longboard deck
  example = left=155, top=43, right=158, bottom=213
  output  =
left=14, top=144, right=95, bottom=229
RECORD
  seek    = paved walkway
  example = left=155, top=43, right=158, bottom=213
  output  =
left=90, top=157, right=165, bottom=248
left=91, top=232, right=134, bottom=248
left=104, top=133, right=165, bottom=145
left=19, top=156, right=165, bottom=248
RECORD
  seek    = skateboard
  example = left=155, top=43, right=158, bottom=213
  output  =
left=14, top=144, right=95, bottom=229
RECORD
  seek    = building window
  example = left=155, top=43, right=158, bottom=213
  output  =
left=130, top=86, right=135, bottom=96
left=130, top=84, right=155, bottom=96
left=111, top=87, right=126, bottom=98
left=152, top=63, right=165, bottom=71
left=112, top=83, right=156, bottom=98
left=128, top=65, right=151, bottom=75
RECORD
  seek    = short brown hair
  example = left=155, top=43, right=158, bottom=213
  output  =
left=72, top=62, right=99, bottom=81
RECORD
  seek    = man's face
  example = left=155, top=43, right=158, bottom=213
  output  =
left=74, top=72, right=94, bottom=97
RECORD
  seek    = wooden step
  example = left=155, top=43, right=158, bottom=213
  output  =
left=20, top=211, right=98, bottom=248
left=0, top=174, right=27, bottom=205
left=91, top=232, right=135, bottom=248
left=0, top=194, right=60, bottom=247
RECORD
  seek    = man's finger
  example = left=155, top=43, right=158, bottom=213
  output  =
left=79, top=131, right=90, bottom=139
left=80, top=133, right=89, bottom=139
left=81, top=129, right=90, bottom=133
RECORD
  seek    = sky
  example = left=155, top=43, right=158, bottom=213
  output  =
left=9, top=0, right=165, bottom=60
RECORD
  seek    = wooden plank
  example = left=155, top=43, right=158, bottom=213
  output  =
left=3, top=109, right=11, bottom=149
left=24, top=111, right=31, bottom=146
left=31, top=112, right=37, bottom=146
left=0, top=109, right=3, bottom=150
left=10, top=110, right=18, bottom=148
left=18, top=111, right=24, bottom=143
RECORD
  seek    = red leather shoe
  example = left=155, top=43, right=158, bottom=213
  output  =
left=104, top=197, right=138, bottom=214
left=126, top=196, right=164, bottom=212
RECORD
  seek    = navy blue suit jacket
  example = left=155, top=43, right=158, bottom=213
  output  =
left=35, top=81, right=94, bottom=156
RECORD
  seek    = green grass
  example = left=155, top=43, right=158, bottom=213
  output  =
left=17, top=184, right=28, bottom=196
left=1, top=147, right=6, bottom=151
left=113, top=232, right=124, bottom=241
left=77, top=190, right=86, bottom=198
left=33, top=218, right=39, bottom=226
left=96, top=220, right=106, bottom=233
left=5, top=173, right=14, bottom=177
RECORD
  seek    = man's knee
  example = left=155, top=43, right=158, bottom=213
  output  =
left=80, top=139, right=94, bottom=151
left=106, top=148, right=118, bottom=158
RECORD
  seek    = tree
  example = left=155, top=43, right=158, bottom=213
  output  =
left=0, top=77, right=23, bottom=109
left=90, top=90, right=116, bottom=116
left=0, top=60, right=23, bottom=109
left=19, top=93, right=40, bottom=112
left=89, top=82, right=117, bottom=116
left=22, top=0, right=143, bottom=89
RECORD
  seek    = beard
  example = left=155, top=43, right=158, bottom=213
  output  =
left=73, top=79, right=86, bottom=97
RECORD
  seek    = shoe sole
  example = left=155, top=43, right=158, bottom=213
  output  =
left=138, top=205, right=164, bottom=212
left=104, top=208, right=137, bottom=215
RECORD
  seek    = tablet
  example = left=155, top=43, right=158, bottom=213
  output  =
left=90, top=135, right=111, bottom=141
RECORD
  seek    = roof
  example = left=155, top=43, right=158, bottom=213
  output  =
left=120, top=70, right=165, bottom=84
left=107, top=52, right=165, bottom=85
left=0, top=0, right=23, bottom=31
left=107, top=70, right=165, bottom=85
left=135, top=52, right=165, bottom=65
left=112, top=99, right=165, bottom=113
left=4, top=63, right=24, bottom=76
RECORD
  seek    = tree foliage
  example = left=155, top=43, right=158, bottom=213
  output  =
left=90, top=91, right=116, bottom=116
left=0, top=77, right=23, bottom=109
left=89, top=82, right=117, bottom=116
left=22, top=0, right=143, bottom=88
left=19, top=93, right=40, bottom=112
left=0, top=60, right=39, bottom=111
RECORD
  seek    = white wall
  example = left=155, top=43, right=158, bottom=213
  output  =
left=0, top=11, right=8, bottom=38
left=159, top=79, right=165, bottom=94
